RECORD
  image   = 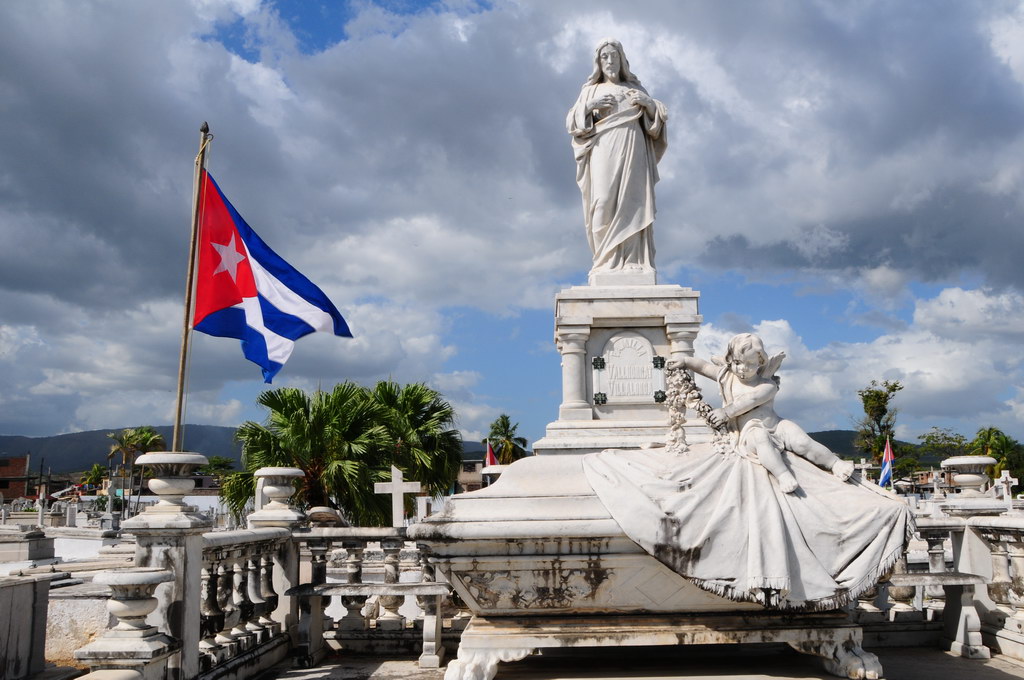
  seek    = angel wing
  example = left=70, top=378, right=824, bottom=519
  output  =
left=761, top=351, right=786, bottom=378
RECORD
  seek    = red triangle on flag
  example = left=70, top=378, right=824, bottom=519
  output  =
left=485, top=441, right=499, bottom=467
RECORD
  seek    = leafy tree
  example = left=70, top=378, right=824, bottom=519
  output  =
left=918, top=426, right=969, bottom=459
left=484, top=414, right=530, bottom=464
left=854, top=380, right=903, bottom=463
left=222, top=381, right=462, bottom=526
left=198, top=455, right=236, bottom=481
left=893, top=455, right=921, bottom=480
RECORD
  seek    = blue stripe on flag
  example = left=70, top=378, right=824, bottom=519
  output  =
left=260, top=295, right=316, bottom=341
left=194, top=307, right=283, bottom=382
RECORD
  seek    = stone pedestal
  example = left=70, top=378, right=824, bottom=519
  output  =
left=122, top=452, right=211, bottom=680
left=533, top=283, right=707, bottom=456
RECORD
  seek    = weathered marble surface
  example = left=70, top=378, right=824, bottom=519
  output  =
left=411, top=450, right=894, bottom=679
left=535, top=284, right=704, bottom=455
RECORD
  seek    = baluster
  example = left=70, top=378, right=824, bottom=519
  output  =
left=259, top=548, right=279, bottom=633
left=215, top=560, right=240, bottom=653
left=923, top=529, right=948, bottom=601
left=339, top=540, right=369, bottom=630
left=310, top=540, right=333, bottom=631
left=417, top=546, right=445, bottom=667
left=414, top=546, right=431, bottom=629
left=199, top=562, right=224, bottom=668
left=246, top=553, right=268, bottom=638
left=231, top=552, right=255, bottom=646
left=377, top=536, right=406, bottom=630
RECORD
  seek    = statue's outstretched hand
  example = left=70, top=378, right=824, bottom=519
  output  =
left=708, top=408, right=728, bottom=429
left=666, top=358, right=688, bottom=371
left=831, top=459, right=855, bottom=482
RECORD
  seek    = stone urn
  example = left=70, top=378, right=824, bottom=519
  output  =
left=941, top=455, right=998, bottom=497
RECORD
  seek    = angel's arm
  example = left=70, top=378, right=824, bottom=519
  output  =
left=668, top=355, right=719, bottom=380
left=721, top=382, right=777, bottom=418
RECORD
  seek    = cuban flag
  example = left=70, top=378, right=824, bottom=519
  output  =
left=878, top=436, right=894, bottom=488
left=193, top=170, right=351, bottom=382
left=484, top=440, right=499, bottom=467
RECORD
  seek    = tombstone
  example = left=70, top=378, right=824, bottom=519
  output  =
left=66, top=501, right=78, bottom=528
left=997, top=470, right=1019, bottom=513
left=0, top=507, right=8, bottom=525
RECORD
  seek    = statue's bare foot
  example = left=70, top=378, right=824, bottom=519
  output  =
left=832, top=459, right=855, bottom=482
left=777, top=472, right=799, bottom=494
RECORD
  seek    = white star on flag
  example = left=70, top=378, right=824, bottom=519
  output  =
left=211, top=234, right=247, bottom=282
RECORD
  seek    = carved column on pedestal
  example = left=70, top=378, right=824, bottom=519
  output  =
left=122, top=451, right=210, bottom=680
left=556, top=325, right=591, bottom=419
left=666, top=324, right=699, bottom=363
left=75, top=568, right=178, bottom=679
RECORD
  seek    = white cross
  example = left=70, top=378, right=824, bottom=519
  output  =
left=998, top=470, right=1019, bottom=511
left=374, top=465, right=421, bottom=528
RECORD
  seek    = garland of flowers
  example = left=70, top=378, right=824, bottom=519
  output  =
left=665, top=365, right=734, bottom=455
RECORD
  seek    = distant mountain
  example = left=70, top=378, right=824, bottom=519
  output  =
left=0, top=427, right=906, bottom=474
left=808, top=430, right=918, bottom=461
left=0, top=425, right=242, bottom=473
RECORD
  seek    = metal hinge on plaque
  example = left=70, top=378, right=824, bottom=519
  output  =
left=652, top=356, right=665, bottom=369
left=653, top=390, right=667, bottom=403
left=592, top=356, right=606, bottom=370
left=593, top=392, right=608, bottom=406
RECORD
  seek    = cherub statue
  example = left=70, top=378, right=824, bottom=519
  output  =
left=669, top=333, right=855, bottom=493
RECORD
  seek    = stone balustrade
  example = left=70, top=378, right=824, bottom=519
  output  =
left=197, top=527, right=294, bottom=673
left=69, top=461, right=1024, bottom=680
left=288, top=526, right=457, bottom=668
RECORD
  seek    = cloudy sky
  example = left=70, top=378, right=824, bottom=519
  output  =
left=2, top=0, right=1024, bottom=452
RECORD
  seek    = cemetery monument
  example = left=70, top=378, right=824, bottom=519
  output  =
left=410, top=38, right=913, bottom=680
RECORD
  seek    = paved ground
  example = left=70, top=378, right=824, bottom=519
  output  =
left=268, top=645, right=1024, bottom=680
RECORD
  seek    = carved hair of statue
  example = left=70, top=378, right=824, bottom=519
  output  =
left=584, top=38, right=643, bottom=88
left=723, top=332, right=786, bottom=387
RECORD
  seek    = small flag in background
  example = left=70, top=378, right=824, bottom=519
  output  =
left=193, top=171, right=351, bottom=382
left=878, top=436, right=894, bottom=488
left=485, top=440, right=499, bottom=467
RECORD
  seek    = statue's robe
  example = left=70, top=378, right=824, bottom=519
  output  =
left=583, top=445, right=913, bottom=610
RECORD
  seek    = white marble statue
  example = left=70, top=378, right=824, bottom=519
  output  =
left=567, top=38, right=668, bottom=277
left=583, top=333, right=912, bottom=609
left=671, top=333, right=856, bottom=492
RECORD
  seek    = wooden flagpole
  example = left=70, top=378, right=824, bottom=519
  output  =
left=172, top=122, right=212, bottom=452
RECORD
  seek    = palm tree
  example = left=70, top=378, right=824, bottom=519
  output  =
left=970, top=426, right=1016, bottom=475
left=80, top=463, right=106, bottom=491
left=107, top=426, right=166, bottom=517
left=484, top=414, right=529, bottom=464
left=369, top=381, right=463, bottom=499
left=225, top=382, right=391, bottom=525
left=223, top=381, right=464, bottom=526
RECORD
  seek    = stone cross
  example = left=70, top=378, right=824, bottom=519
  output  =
left=998, top=470, right=1019, bottom=512
left=375, top=466, right=421, bottom=528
